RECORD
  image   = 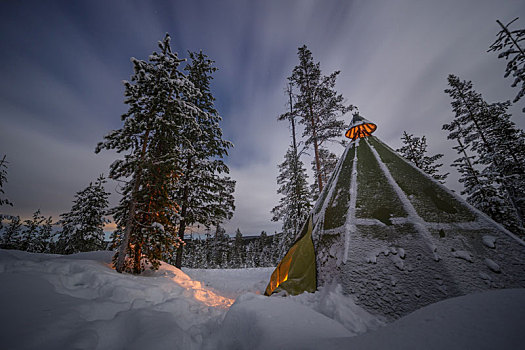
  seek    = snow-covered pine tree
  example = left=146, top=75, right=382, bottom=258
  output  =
left=444, top=75, right=525, bottom=234
left=172, top=50, right=235, bottom=269
left=202, top=228, right=213, bottom=268
left=181, top=232, right=209, bottom=268
left=18, top=210, right=39, bottom=251
left=478, top=101, right=525, bottom=229
left=34, top=215, right=53, bottom=253
left=181, top=237, right=193, bottom=267
left=269, top=231, right=282, bottom=264
left=258, top=231, right=273, bottom=267
left=444, top=120, right=521, bottom=231
left=396, top=131, right=449, bottom=183
left=179, top=235, right=203, bottom=268
left=0, top=155, right=13, bottom=232
left=274, top=83, right=312, bottom=257
left=232, top=228, right=246, bottom=268
left=57, top=175, right=110, bottom=254
left=489, top=17, right=525, bottom=111
left=19, top=210, right=53, bottom=253
left=245, top=238, right=260, bottom=268
left=289, top=45, right=353, bottom=194
left=0, top=215, right=21, bottom=250
left=271, top=146, right=312, bottom=259
left=96, top=34, right=202, bottom=273
left=210, top=224, right=230, bottom=268
left=193, top=238, right=208, bottom=268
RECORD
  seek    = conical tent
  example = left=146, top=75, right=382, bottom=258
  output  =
left=267, top=116, right=525, bottom=320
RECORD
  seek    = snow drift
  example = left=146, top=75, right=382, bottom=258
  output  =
left=1, top=249, right=524, bottom=350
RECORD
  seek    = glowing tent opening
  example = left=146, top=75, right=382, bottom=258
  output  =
left=265, top=215, right=316, bottom=296
left=345, top=112, right=377, bottom=140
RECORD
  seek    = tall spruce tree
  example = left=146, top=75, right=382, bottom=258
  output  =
left=478, top=100, right=525, bottom=230
left=396, top=131, right=448, bottom=183
left=232, top=228, right=245, bottom=267
left=489, top=17, right=525, bottom=111
left=274, top=83, right=313, bottom=255
left=444, top=74, right=525, bottom=235
left=444, top=120, right=520, bottom=229
left=96, top=34, right=203, bottom=273
left=245, top=238, right=260, bottom=267
left=258, top=231, right=273, bottom=267
left=172, top=50, right=235, bottom=269
left=57, top=175, right=110, bottom=254
left=271, top=146, right=312, bottom=257
left=289, top=45, right=352, bottom=194
left=210, top=224, right=230, bottom=267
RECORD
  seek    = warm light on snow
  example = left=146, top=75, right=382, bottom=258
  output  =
left=168, top=274, right=234, bottom=308
left=143, top=258, right=235, bottom=308
left=193, top=288, right=234, bottom=308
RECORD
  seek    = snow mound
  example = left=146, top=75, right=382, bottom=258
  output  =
left=0, top=249, right=236, bottom=349
left=203, top=292, right=352, bottom=350
left=295, top=284, right=384, bottom=332
left=319, top=288, right=525, bottom=350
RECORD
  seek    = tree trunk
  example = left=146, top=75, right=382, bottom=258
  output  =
left=456, top=136, right=487, bottom=203
left=305, top=74, right=323, bottom=193
left=174, top=201, right=187, bottom=269
left=115, top=128, right=150, bottom=273
left=288, top=84, right=302, bottom=235
left=311, top=119, right=323, bottom=192
left=133, top=244, right=142, bottom=274
left=175, top=157, right=192, bottom=269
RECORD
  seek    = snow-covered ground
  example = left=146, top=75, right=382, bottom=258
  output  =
left=1, top=249, right=524, bottom=350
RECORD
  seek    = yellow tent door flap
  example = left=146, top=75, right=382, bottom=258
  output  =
left=264, top=215, right=317, bottom=296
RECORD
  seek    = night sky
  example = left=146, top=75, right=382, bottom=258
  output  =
left=1, top=0, right=524, bottom=235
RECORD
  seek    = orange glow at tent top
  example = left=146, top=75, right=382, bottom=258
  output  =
left=345, top=114, right=377, bottom=140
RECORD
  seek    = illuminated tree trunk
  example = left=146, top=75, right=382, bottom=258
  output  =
left=115, top=128, right=150, bottom=273
left=175, top=157, right=191, bottom=269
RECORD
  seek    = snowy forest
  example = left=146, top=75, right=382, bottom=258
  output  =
left=0, top=35, right=282, bottom=270
left=1, top=18, right=525, bottom=270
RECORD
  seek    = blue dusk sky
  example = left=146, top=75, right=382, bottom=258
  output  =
left=1, top=0, right=524, bottom=235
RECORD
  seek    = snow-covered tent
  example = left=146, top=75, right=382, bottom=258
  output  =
left=266, top=115, right=525, bottom=320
